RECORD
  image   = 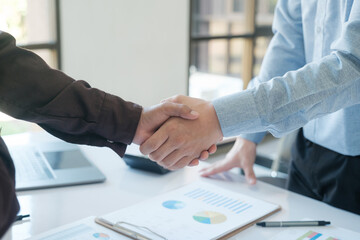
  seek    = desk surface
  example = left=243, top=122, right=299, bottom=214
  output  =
left=3, top=132, right=360, bottom=240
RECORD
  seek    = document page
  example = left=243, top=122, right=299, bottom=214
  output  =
left=101, top=181, right=280, bottom=240
left=270, top=226, right=360, bottom=240
left=28, top=217, right=128, bottom=240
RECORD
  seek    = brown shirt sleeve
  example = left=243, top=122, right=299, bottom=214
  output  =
left=0, top=30, right=143, bottom=237
left=0, top=31, right=142, bottom=156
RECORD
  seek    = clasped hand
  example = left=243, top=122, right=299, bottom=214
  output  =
left=134, top=95, right=223, bottom=170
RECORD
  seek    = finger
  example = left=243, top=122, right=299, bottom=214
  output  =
left=160, top=149, right=188, bottom=169
left=243, top=164, right=257, bottom=185
left=140, top=129, right=168, bottom=156
left=161, top=102, right=199, bottom=120
left=199, top=151, right=209, bottom=161
left=188, top=159, right=200, bottom=167
left=199, top=144, right=218, bottom=161
left=169, top=156, right=194, bottom=170
left=208, top=144, right=217, bottom=154
left=148, top=138, right=178, bottom=163
left=199, top=160, right=237, bottom=177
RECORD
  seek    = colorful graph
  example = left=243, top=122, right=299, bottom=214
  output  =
left=93, top=233, right=110, bottom=240
left=184, top=188, right=252, bottom=214
left=297, top=231, right=339, bottom=240
left=162, top=200, right=186, bottom=210
left=193, top=211, right=227, bottom=224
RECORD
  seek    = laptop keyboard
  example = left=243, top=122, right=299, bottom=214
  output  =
left=9, top=147, right=55, bottom=183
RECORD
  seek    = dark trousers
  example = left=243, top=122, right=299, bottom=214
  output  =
left=286, top=130, right=360, bottom=214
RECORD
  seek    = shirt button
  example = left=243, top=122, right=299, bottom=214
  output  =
left=316, top=26, right=321, bottom=33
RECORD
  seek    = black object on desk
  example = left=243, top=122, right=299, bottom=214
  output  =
left=122, top=154, right=170, bottom=174
left=123, top=144, right=170, bottom=174
left=15, top=214, right=30, bottom=222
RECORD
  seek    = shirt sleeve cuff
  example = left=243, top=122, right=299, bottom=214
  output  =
left=240, top=132, right=267, bottom=144
left=99, top=93, right=142, bottom=145
left=212, top=89, right=263, bottom=137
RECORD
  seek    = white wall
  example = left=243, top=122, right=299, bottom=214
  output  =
left=60, top=0, right=189, bottom=107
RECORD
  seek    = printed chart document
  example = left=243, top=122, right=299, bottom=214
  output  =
left=97, top=181, right=280, bottom=240
left=28, top=217, right=129, bottom=240
left=270, top=225, right=360, bottom=240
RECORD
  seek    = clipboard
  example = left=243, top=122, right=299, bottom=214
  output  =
left=218, top=207, right=281, bottom=239
left=94, top=181, right=281, bottom=240
left=95, top=217, right=165, bottom=240
left=95, top=207, right=281, bottom=240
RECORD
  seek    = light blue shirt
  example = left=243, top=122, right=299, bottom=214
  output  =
left=212, top=0, right=360, bottom=156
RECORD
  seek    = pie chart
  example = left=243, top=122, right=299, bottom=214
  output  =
left=193, top=211, right=227, bottom=224
left=93, top=233, right=110, bottom=240
left=162, top=200, right=186, bottom=209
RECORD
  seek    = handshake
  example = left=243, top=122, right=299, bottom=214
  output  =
left=132, top=95, right=224, bottom=170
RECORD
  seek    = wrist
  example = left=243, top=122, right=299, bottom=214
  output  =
left=132, top=110, right=145, bottom=145
left=208, top=102, right=224, bottom=141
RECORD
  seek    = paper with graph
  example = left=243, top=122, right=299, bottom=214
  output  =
left=99, top=181, right=280, bottom=240
left=270, top=226, right=360, bottom=240
left=28, top=217, right=129, bottom=240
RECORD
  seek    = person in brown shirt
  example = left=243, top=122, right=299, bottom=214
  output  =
left=0, top=31, right=214, bottom=237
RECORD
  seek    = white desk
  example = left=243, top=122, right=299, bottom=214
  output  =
left=3, top=133, right=360, bottom=240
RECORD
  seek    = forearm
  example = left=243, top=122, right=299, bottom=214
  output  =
left=0, top=31, right=142, bottom=156
left=214, top=51, right=360, bottom=138
left=232, top=0, right=305, bottom=143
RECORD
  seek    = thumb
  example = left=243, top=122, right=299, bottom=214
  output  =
left=160, top=102, right=199, bottom=120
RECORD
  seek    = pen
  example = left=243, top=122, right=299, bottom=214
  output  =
left=15, top=214, right=30, bottom=222
left=256, top=220, right=331, bottom=227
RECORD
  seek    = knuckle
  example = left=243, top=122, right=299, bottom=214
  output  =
left=173, top=94, right=184, bottom=103
left=182, top=160, right=191, bottom=168
left=168, top=123, right=179, bottom=132
left=178, top=103, right=187, bottom=111
left=162, top=102, right=173, bottom=113
left=139, top=145, right=147, bottom=155
left=174, top=136, right=185, bottom=145
left=162, top=162, right=172, bottom=169
left=139, top=144, right=151, bottom=155
left=150, top=141, right=161, bottom=150
left=149, top=151, right=162, bottom=161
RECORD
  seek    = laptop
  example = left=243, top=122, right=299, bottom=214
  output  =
left=5, top=133, right=106, bottom=191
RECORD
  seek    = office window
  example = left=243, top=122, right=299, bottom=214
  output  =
left=189, top=0, right=277, bottom=100
left=0, top=0, right=61, bottom=135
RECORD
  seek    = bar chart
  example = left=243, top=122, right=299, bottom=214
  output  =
left=184, top=188, right=253, bottom=214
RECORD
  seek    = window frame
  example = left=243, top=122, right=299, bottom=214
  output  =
left=17, top=0, right=62, bottom=70
left=188, top=0, right=274, bottom=92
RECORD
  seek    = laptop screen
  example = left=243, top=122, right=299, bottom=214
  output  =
left=44, top=150, right=91, bottom=170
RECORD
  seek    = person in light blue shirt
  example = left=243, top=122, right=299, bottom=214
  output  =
left=141, top=0, right=360, bottom=214
left=200, top=0, right=360, bottom=214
